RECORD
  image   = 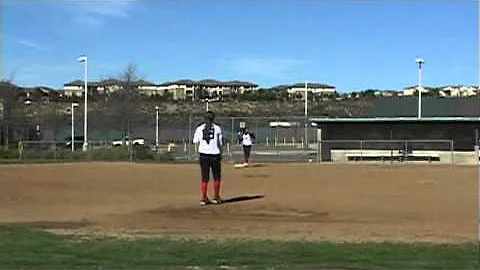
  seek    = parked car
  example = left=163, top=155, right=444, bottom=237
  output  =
left=64, top=136, right=84, bottom=149
left=112, top=136, right=145, bottom=147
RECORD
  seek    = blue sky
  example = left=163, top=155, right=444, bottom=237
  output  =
left=3, top=0, right=478, bottom=92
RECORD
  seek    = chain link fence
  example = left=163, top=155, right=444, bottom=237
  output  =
left=6, top=140, right=172, bottom=162
left=180, top=115, right=317, bottom=163
left=3, top=138, right=476, bottom=165
left=1, top=110, right=478, bottom=164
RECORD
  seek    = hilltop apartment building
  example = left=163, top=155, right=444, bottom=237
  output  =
left=285, top=83, right=336, bottom=98
left=399, top=85, right=478, bottom=97
left=63, top=79, right=258, bottom=100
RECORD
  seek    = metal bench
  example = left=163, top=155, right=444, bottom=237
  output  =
left=334, top=149, right=441, bottom=162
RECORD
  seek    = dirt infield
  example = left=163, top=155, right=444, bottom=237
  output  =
left=0, top=162, right=477, bottom=243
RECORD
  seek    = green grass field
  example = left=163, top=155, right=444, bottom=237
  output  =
left=1, top=224, right=479, bottom=269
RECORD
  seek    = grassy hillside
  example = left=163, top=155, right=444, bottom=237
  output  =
left=14, top=99, right=375, bottom=124
left=102, top=98, right=374, bottom=121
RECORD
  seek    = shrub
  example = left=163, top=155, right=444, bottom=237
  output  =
left=22, top=149, right=54, bottom=160
left=133, top=145, right=155, bottom=161
left=157, top=151, right=175, bottom=162
left=54, top=149, right=86, bottom=160
left=88, top=147, right=130, bottom=161
left=0, top=145, right=178, bottom=163
left=0, top=147, right=19, bottom=159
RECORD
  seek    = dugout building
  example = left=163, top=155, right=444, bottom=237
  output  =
left=310, top=97, right=480, bottom=163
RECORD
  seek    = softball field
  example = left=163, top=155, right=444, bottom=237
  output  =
left=0, top=162, right=477, bottom=243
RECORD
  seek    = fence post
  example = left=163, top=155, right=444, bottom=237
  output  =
left=275, top=116, right=279, bottom=147
left=450, top=139, right=454, bottom=164
left=316, top=138, right=321, bottom=163
left=254, top=119, right=259, bottom=146
left=317, top=128, right=322, bottom=163
left=304, top=116, right=308, bottom=149
left=404, top=140, right=408, bottom=162
left=389, top=139, right=393, bottom=163
left=360, top=140, right=363, bottom=162
left=231, top=117, right=235, bottom=146
left=188, top=114, right=192, bottom=160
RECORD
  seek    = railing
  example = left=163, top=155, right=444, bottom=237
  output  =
left=317, top=139, right=462, bottom=164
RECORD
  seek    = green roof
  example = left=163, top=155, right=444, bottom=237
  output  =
left=309, top=117, right=480, bottom=123
left=367, top=96, right=480, bottom=117
left=310, top=97, right=480, bottom=123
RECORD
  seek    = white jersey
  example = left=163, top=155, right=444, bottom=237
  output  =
left=242, top=133, right=253, bottom=146
left=193, top=122, right=223, bottom=155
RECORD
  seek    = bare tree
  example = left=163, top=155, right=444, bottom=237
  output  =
left=107, top=62, right=143, bottom=160
left=4, top=69, right=17, bottom=84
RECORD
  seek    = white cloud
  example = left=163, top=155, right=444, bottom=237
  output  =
left=221, top=57, right=306, bottom=80
left=18, top=39, right=44, bottom=51
left=64, top=0, right=137, bottom=27
left=9, top=63, right=77, bottom=87
left=75, top=0, right=134, bottom=18
left=9, top=60, right=127, bottom=88
left=74, top=14, right=103, bottom=27
left=20, top=63, right=78, bottom=73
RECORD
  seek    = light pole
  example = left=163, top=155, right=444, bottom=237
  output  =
left=23, top=94, right=32, bottom=143
left=304, top=81, right=308, bottom=148
left=155, top=105, right=159, bottom=150
left=477, top=0, right=480, bottom=244
left=415, top=57, right=424, bottom=119
left=71, top=102, right=79, bottom=152
left=77, top=55, right=88, bottom=151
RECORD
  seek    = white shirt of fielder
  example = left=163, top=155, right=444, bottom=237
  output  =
left=242, top=133, right=253, bottom=146
left=193, top=123, right=223, bottom=155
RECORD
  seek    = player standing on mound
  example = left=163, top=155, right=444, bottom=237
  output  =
left=239, top=127, right=255, bottom=165
left=193, top=111, right=224, bottom=206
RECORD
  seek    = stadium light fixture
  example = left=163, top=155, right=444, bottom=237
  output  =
left=71, top=102, right=79, bottom=152
left=476, top=0, right=480, bottom=244
left=155, top=105, right=160, bottom=150
left=77, top=55, right=88, bottom=152
left=415, top=57, right=424, bottom=119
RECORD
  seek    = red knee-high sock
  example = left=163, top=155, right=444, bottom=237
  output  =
left=213, top=180, right=221, bottom=198
left=201, top=181, right=208, bottom=199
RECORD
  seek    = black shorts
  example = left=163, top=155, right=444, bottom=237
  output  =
left=199, top=153, right=222, bottom=181
left=243, top=145, right=252, bottom=158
